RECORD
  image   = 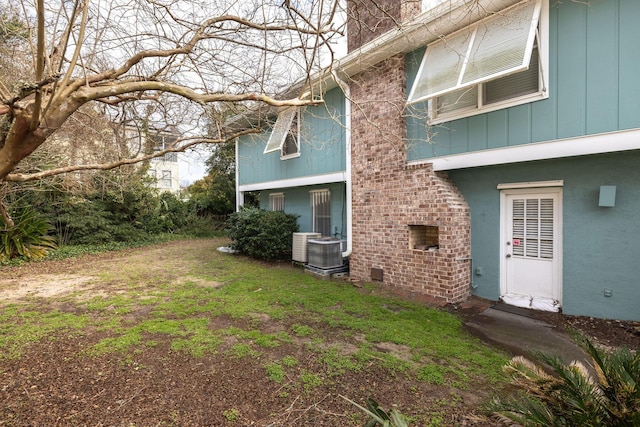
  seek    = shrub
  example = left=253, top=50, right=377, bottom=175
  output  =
left=0, top=207, right=57, bottom=261
left=491, top=338, right=640, bottom=426
left=226, top=207, right=299, bottom=261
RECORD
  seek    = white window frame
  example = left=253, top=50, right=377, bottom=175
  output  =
left=159, top=170, right=172, bottom=188
left=408, top=0, right=548, bottom=124
left=263, top=107, right=301, bottom=160
left=269, top=193, right=285, bottom=212
left=310, top=189, right=331, bottom=237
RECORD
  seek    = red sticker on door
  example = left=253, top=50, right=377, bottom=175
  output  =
left=513, top=239, right=521, bottom=246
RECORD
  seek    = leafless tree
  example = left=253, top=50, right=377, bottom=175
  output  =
left=0, top=0, right=342, bottom=224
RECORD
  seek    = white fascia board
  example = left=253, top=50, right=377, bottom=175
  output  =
left=411, top=128, right=640, bottom=171
left=238, top=171, right=347, bottom=193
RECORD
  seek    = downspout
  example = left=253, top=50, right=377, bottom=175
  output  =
left=332, top=71, right=352, bottom=258
left=235, top=138, right=244, bottom=211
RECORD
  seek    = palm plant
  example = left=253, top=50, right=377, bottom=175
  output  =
left=0, top=206, right=57, bottom=261
left=491, top=338, right=640, bottom=426
left=342, top=396, right=410, bottom=427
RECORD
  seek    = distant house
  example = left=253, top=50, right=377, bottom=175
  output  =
left=235, top=0, right=640, bottom=321
left=122, top=126, right=182, bottom=196
left=147, top=132, right=181, bottom=196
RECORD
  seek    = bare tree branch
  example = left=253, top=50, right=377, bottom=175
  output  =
left=0, top=0, right=341, bottom=196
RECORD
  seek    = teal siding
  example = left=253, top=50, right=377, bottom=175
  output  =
left=406, top=0, right=640, bottom=161
left=449, top=150, right=640, bottom=321
left=259, top=183, right=347, bottom=238
left=238, top=87, right=346, bottom=186
left=619, top=0, right=640, bottom=129
left=556, top=1, right=586, bottom=138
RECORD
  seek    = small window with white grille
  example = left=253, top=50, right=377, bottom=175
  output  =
left=310, top=189, right=331, bottom=237
left=269, top=193, right=285, bottom=212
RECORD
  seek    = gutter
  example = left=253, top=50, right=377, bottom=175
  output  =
left=331, top=71, right=352, bottom=258
left=306, top=0, right=522, bottom=95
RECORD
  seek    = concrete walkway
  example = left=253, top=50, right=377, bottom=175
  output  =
left=465, top=303, right=591, bottom=367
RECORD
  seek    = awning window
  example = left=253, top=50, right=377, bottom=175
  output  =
left=408, top=0, right=542, bottom=105
left=263, top=107, right=297, bottom=154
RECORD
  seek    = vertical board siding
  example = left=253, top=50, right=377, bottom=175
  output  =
left=619, top=0, right=640, bottom=129
left=556, top=2, right=587, bottom=139
left=406, top=0, right=640, bottom=161
left=585, top=0, right=618, bottom=135
left=238, top=87, right=346, bottom=186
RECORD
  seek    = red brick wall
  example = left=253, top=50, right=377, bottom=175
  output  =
left=349, top=55, right=472, bottom=304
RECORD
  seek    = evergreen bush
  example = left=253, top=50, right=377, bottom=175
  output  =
left=226, top=207, right=299, bottom=261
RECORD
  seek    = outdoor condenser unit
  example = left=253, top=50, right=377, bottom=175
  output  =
left=292, top=232, right=321, bottom=263
left=307, top=238, right=345, bottom=269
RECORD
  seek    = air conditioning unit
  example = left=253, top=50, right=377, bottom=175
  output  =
left=307, top=238, right=345, bottom=269
left=292, top=232, right=321, bottom=262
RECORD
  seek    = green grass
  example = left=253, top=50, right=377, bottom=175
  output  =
left=265, top=361, right=286, bottom=383
left=0, top=238, right=509, bottom=408
left=0, top=307, right=89, bottom=359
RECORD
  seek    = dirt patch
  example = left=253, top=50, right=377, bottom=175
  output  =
left=0, top=274, right=96, bottom=300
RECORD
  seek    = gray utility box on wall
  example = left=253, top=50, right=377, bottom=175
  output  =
left=307, top=238, right=345, bottom=269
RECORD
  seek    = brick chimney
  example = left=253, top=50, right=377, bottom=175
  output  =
left=345, top=0, right=473, bottom=305
left=347, top=0, right=422, bottom=52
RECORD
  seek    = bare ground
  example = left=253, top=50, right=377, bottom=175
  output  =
left=0, top=239, right=638, bottom=426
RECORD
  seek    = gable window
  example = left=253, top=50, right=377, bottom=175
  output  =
left=311, top=189, right=331, bottom=237
left=263, top=107, right=300, bottom=159
left=408, top=0, right=547, bottom=124
left=269, top=193, right=285, bottom=212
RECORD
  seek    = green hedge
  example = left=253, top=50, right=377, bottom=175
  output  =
left=226, top=207, right=299, bottom=261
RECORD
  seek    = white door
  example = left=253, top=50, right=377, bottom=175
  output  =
left=500, top=187, right=562, bottom=311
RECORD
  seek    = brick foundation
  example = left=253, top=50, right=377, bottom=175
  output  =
left=349, top=55, right=471, bottom=304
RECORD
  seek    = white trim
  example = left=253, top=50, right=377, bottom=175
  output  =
left=235, top=139, right=243, bottom=211
left=238, top=171, right=347, bottom=192
left=280, top=152, right=301, bottom=161
left=429, top=87, right=548, bottom=125
left=497, top=180, right=563, bottom=189
left=408, top=128, right=640, bottom=171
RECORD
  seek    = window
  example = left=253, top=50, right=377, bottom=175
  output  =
left=311, top=189, right=331, bottom=237
left=263, top=107, right=300, bottom=159
left=269, top=193, right=285, bottom=212
left=408, top=0, right=547, bottom=124
left=159, top=170, right=172, bottom=188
